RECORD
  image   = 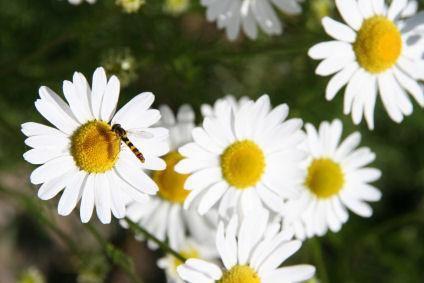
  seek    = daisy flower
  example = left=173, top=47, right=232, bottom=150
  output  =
left=308, top=0, right=424, bottom=129
left=201, top=95, right=249, bottom=118
left=177, top=210, right=315, bottom=283
left=22, top=67, right=169, bottom=224
left=201, top=0, right=303, bottom=41
left=123, top=105, right=217, bottom=249
left=176, top=95, right=305, bottom=217
left=158, top=237, right=218, bottom=283
left=283, top=119, right=381, bottom=239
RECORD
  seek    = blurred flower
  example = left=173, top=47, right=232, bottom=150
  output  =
left=18, top=267, right=45, bottom=283
left=66, top=0, right=96, bottom=5
left=101, top=48, right=138, bottom=88
left=22, top=67, right=169, bottom=224
left=201, top=95, right=249, bottom=118
left=309, top=0, right=424, bottom=129
left=123, top=105, right=217, bottom=250
left=177, top=209, right=315, bottom=283
left=164, top=0, right=190, bottom=16
left=158, top=238, right=218, bottom=283
left=115, top=0, right=145, bottom=13
left=284, top=120, right=381, bottom=240
left=200, top=0, right=303, bottom=41
left=176, top=95, right=305, bottom=218
left=401, top=0, right=418, bottom=18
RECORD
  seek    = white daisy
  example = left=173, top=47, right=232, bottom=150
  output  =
left=308, top=0, right=424, bottom=129
left=22, top=67, right=169, bottom=224
left=201, top=95, right=249, bottom=118
left=177, top=209, right=315, bottom=283
left=158, top=237, right=219, bottom=283
left=123, top=105, right=218, bottom=249
left=176, top=95, right=305, bottom=218
left=283, top=119, right=382, bottom=239
left=67, top=0, right=96, bottom=5
left=200, top=0, right=303, bottom=41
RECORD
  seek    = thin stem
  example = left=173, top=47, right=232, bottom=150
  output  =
left=125, top=217, right=187, bottom=262
left=83, top=221, right=144, bottom=283
left=310, top=238, right=329, bottom=283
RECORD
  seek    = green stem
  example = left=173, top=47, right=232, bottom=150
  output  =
left=310, top=238, right=329, bottom=283
left=125, top=217, right=187, bottom=262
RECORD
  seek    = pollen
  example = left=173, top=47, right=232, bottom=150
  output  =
left=219, top=265, right=261, bottom=283
left=353, top=16, right=402, bottom=74
left=221, top=140, right=265, bottom=189
left=153, top=151, right=190, bottom=204
left=305, top=158, right=345, bottom=198
left=71, top=121, right=120, bottom=173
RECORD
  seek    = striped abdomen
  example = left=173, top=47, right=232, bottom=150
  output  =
left=121, top=135, right=145, bottom=163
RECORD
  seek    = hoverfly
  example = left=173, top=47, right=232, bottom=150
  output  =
left=111, top=124, right=146, bottom=163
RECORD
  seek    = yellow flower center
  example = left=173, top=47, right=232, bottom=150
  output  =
left=221, top=140, right=265, bottom=189
left=305, top=158, right=345, bottom=198
left=71, top=121, right=120, bottom=173
left=219, top=265, right=261, bottom=283
left=153, top=151, right=190, bottom=204
left=353, top=16, right=402, bottom=74
left=172, top=248, right=199, bottom=272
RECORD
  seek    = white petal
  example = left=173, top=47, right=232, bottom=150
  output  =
left=325, top=62, right=359, bottom=101
left=271, top=0, right=302, bottom=15
left=100, top=75, right=120, bottom=122
left=198, top=181, right=228, bottom=215
left=95, top=174, right=112, bottom=224
left=91, top=67, right=107, bottom=119
left=321, top=17, right=357, bottom=43
left=80, top=174, right=95, bottom=223
left=358, top=0, right=374, bottom=18
left=387, top=0, right=408, bottom=20
left=36, top=87, right=79, bottom=134
left=308, top=41, right=353, bottom=60
left=21, top=122, right=64, bottom=137
left=372, top=0, right=387, bottom=15
left=112, top=92, right=156, bottom=129
left=263, top=265, right=316, bottom=283
left=37, top=168, right=77, bottom=200
left=30, top=155, right=76, bottom=185
left=340, top=193, right=373, bottom=217
left=378, top=72, right=403, bottom=123
left=315, top=52, right=355, bottom=76
left=393, top=67, right=424, bottom=106
left=185, top=259, right=222, bottom=280
left=58, top=171, right=86, bottom=216
left=335, top=0, right=364, bottom=30
left=177, top=264, right=216, bottom=283
left=115, top=157, right=158, bottom=195
left=23, top=148, right=67, bottom=165
left=259, top=240, right=302, bottom=274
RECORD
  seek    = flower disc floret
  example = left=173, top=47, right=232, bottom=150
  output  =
left=153, top=151, right=190, bottom=203
left=71, top=120, right=120, bottom=173
left=219, top=265, right=261, bottom=283
left=305, top=158, right=345, bottom=198
left=354, top=16, right=402, bottom=74
left=220, top=140, right=265, bottom=189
